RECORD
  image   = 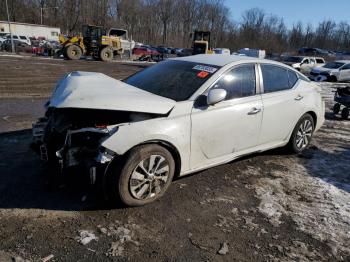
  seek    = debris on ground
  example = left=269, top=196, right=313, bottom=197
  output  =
left=200, top=196, right=236, bottom=205
left=98, top=222, right=140, bottom=257
left=42, top=254, right=54, bottom=262
left=188, top=234, right=211, bottom=251
left=217, top=242, right=229, bottom=255
left=76, top=230, right=98, bottom=245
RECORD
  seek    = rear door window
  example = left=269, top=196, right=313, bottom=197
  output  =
left=288, top=70, right=299, bottom=87
left=20, top=36, right=27, bottom=40
left=261, top=65, right=291, bottom=93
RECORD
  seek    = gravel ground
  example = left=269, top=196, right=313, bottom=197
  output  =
left=0, top=55, right=349, bottom=261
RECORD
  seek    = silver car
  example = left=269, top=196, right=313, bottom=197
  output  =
left=32, top=55, right=325, bottom=206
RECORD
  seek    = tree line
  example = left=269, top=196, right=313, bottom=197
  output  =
left=1, top=0, right=350, bottom=53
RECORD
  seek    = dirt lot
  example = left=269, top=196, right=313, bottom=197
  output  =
left=0, top=55, right=349, bottom=261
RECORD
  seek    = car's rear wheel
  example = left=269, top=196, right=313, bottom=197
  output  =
left=106, top=144, right=175, bottom=206
left=287, top=114, right=314, bottom=154
left=341, top=107, right=349, bottom=120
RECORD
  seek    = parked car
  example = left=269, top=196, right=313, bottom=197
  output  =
left=283, top=56, right=325, bottom=74
left=1, top=39, right=30, bottom=52
left=213, top=48, right=230, bottom=55
left=310, top=60, right=350, bottom=82
left=156, top=46, right=169, bottom=56
left=5, top=34, right=31, bottom=45
left=32, top=55, right=325, bottom=206
left=132, top=47, right=160, bottom=56
left=298, top=47, right=333, bottom=57
left=176, top=48, right=192, bottom=57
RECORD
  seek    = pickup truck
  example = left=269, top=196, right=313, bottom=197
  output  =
left=283, top=56, right=325, bottom=75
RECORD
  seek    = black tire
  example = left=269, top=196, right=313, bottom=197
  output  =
left=99, top=47, right=113, bottom=62
left=333, top=103, right=341, bottom=114
left=62, top=48, right=68, bottom=59
left=66, top=45, right=82, bottom=60
left=329, top=75, right=338, bottom=82
left=341, top=107, right=349, bottom=120
left=287, top=114, right=315, bottom=154
left=105, top=144, right=175, bottom=206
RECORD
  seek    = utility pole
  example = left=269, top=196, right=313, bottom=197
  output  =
left=5, top=0, right=15, bottom=53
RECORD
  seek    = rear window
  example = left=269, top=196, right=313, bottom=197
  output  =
left=124, top=60, right=220, bottom=101
left=316, top=58, right=324, bottom=63
left=19, top=36, right=26, bottom=40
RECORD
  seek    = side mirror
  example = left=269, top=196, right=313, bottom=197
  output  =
left=207, top=88, right=227, bottom=106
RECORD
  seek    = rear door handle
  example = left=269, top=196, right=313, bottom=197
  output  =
left=248, top=108, right=261, bottom=115
left=295, top=95, right=304, bottom=101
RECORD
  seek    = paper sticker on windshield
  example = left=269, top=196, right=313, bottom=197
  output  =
left=192, top=65, right=217, bottom=73
left=197, top=71, right=209, bottom=78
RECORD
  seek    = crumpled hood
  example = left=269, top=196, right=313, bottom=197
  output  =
left=49, top=71, right=176, bottom=114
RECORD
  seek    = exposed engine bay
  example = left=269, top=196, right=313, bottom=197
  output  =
left=32, top=107, right=161, bottom=184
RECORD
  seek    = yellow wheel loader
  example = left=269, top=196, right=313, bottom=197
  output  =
left=192, top=31, right=214, bottom=55
left=59, top=25, right=124, bottom=61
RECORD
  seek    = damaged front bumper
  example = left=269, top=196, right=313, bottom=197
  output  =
left=31, top=119, right=118, bottom=186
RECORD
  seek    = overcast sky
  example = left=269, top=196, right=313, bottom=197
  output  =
left=225, top=0, right=350, bottom=28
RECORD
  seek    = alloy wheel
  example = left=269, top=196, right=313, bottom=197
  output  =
left=129, top=155, right=170, bottom=200
left=295, top=119, right=313, bottom=149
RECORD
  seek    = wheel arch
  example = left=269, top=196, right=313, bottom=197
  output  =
left=134, top=140, right=182, bottom=178
left=109, top=139, right=182, bottom=178
left=286, top=111, right=317, bottom=142
left=305, top=111, right=317, bottom=127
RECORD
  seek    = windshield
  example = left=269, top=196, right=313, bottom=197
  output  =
left=285, top=57, right=303, bottom=63
left=124, top=60, right=220, bottom=101
left=323, top=62, right=345, bottom=69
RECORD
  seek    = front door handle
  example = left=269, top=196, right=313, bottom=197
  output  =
left=295, top=95, right=304, bottom=101
left=248, top=108, right=261, bottom=115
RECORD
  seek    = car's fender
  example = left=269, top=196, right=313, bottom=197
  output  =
left=101, top=104, right=192, bottom=173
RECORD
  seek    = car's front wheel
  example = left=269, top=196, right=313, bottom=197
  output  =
left=106, top=144, right=175, bottom=206
left=287, top=114, right=315, bottom=154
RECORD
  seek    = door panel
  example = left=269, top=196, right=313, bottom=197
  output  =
left=259, top=88, right=304, bottom=145
left=190, top=96, right=262, bottom=169
left=259, top=64, right=306, bottom=145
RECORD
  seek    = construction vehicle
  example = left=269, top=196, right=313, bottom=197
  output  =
left=59, top=25, right=125, bottom=61
left=192, top=31, right=214, bottom=55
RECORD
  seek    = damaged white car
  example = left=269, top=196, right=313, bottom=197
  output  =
left=32, top=55, right=325, bottom=206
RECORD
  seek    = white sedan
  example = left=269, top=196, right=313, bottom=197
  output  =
left=32, top=55, right=325, bottom=206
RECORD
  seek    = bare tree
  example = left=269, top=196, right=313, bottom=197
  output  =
left=1, top=1, right=350, bottom=53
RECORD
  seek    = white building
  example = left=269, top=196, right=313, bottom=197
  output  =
left=0, top=21, right=60, bottom=41
left=238, top=48, right=266, bottom=59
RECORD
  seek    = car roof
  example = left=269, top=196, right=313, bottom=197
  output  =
left=173, top=54, right=257, bottom=66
